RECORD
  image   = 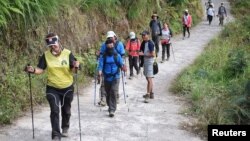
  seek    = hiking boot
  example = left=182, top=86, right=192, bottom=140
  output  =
left=144, top=94, right=150, bottom=103
left=61, top=129, right=68, bottom=137
left=150, top=92, right=154, bottom=99
left=98, top=100, right=106, bottom=106
left=166, top=57, right=169, bottom=61
left=136, top=69, right=140, bottom=75
left=160, top=60, right=164, bottom=63
left=143, top=94, right=148, bottom=98
left=109, top=111, right=115, bottom=117
left=52, top=136, right=61, bottom=141
left=129, top=75, right=133, bottom=80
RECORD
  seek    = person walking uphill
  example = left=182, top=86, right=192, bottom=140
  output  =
left=139, top=31, right=155, bottom=103
left=207, top=4, right=215, bottom=25
left=98, top=39, right=127, bottom=117
left=126, top=32, right=141, bottom=79
left=97, top=31, right=125, bottom=106
left=149, top=13, right=162, bottom=58
left=217, top=2, right=227, bottom=26
left=160, top=22, right=173, bottom=62
left=25, top=33, right=80, bottom=141
left=182, top=9, right=192, bottom=40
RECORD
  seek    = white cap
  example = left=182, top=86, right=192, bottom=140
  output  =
left=185, top=9, right=188, bottom=12
left=129, top=32, right=136, bottom=39
left=106, top=31, right=116, bottom=38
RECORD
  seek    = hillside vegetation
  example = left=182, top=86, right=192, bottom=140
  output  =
left=171, top=0, right=250, bottom=136
left=0, top=0, right=202, bottom=124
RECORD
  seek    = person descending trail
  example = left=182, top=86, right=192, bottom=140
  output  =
left=126, top=32, right=141, bottom=79
left=217, top=2, right=227, bottom=26
left=160, top=22, right=173, bottom=62
left=98, top=39, right=127, bottom=117
left=139, top=31, right=155, bottom=103
left=149, top=13, right=162, bottom=58
left=97, top=31, right=125, bottom=106
left=207, top=4, right=215, bottom=25
left=182, top=9, right=192, bottom=40
left=24, top=33, right=80, bottom=141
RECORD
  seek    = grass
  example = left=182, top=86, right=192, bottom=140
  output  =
left=171, top=0, right=250, bottom=136
left=0, top=0, right=202, bottom=124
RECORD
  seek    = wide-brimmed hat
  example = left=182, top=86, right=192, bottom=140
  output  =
left=151, top=13, right=159, bottom=19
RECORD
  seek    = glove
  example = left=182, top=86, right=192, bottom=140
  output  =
left=121, top=65, right=127, bottom=72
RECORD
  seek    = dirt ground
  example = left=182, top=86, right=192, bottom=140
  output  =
left=0, top=0, right=233, bottom=140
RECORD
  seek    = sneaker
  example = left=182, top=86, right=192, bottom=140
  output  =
left=129, top=76, right=133, bottom=79
left=61, top=129, right=68, bottom=137
left=166, top=57, right=169, bottom=61
left=188, top=34, right=190, bottom=38
left=109, top=111, right=115, bottom=117
left=98, top=100, right=106, bottom=106
left=52, top=136, right=61, bottom=141
left=160, top=60, right=164, bottom=63
left=150, top=92, right=154, bottom=99
left=182, top=36, right=185, bottom=40
left=144, top=94, right=150, bottom=103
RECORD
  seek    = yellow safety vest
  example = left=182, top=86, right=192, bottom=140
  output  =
left=45, top=49, right=73, bottom=89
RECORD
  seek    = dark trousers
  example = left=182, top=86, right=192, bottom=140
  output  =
left=208, top=15, right=213, bottom=25
left=104, top=79, right=119, bottom=112
left=152, top=35, right=160, bottom=57
left=162, top=43, right=170, bottom=60
left=100, top=77, right=120, bottom=100
left=128, top=55, right=139, bottom=76
left=46, top=85, right=74, bottom=139
left=183, top=25, right=190, bottom=37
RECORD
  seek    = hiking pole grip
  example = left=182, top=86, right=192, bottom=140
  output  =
left=27, top=63, right=35, bottom=139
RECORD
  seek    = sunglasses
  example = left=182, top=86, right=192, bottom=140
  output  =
left=45, top=36, right=59, bottom=44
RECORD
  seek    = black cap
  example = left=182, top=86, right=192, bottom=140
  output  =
left=140, top=30, right=150, bottom=36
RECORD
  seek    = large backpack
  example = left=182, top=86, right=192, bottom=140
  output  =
left=102, top=53, right=121, bottom=78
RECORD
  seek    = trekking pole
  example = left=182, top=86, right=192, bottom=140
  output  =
left=170, top=43, right=176, bottom=61
left=121, top=70, right=126, bottom=104
left=27, top=64, right=35, bottom=139
left=94, top=64, right=97, bottom=106
left=75, top=68, right=82, bottom=141
left=124, top=57, right=127, bottom=84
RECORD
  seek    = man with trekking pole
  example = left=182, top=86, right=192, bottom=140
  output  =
left=98, top=39, right=127, bottom=117
left=97, top=31, right=125, bottom=106
left=25, top=33, right=80, bottom=141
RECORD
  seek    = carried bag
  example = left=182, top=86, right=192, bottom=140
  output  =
left=153, top=59, right=158, bottom=75
left=161, top=39, right=170, bottom=45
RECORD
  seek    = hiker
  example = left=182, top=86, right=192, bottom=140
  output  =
left=25, top=33, right=79, bottom=140
left=139, top=31, right=155, bottom=103
left=125, top=31, right=141, bottom=79
left=97, top=31, right=125, bottom=106
left=217, top=2, right=227, bottom=26
left=207, top=4, right=215, bottom=25
left=149, top=13, right=162, bottom=58
left=182, top=9, right=192, bottom=40
left=98, top=39, right=127, bottom=117
left=160, top=22, right=173, bottom=62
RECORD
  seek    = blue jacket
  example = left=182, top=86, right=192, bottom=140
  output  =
left=100, top=41, right=125, bottom=56
left=98, top=53, right=124, bottom=82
